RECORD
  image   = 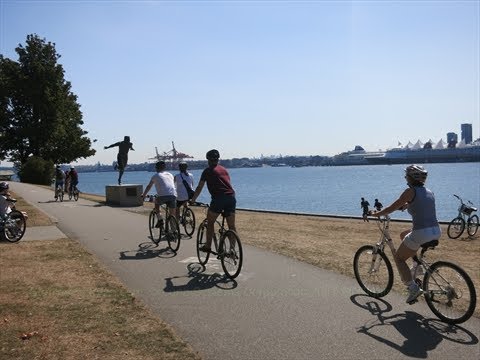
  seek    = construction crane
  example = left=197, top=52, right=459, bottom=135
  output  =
left=149, top=142, right=194, bottom=162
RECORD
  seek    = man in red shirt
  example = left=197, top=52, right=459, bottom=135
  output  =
left=190, top=149, right=237, bottom=252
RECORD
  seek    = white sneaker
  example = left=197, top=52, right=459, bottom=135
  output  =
left=406, top=283, right=423, bottom=304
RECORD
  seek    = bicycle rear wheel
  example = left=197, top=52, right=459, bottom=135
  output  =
left=182, top=207, right=196, bottom=237
left=423, top=261, right=476, bottom=324
left=2, top=210, right=27, bottom=243
left=148, top=211, right=161, bottom=244
left=196, top=221, right=210, bottom=265
left=447, top=217, right=465, bottom=239
left=73, top=188, right=79, bottom=201
left=353, top=245, right=394, bottom=298
left=467, top=215, right=479, bottom=236
left=59, top=188, right=64, bottom=202
left=68, top=190, right=73, bottom=200
left=166, top=215, right=181, bottom=252
left=220, top=230, right=243, bottom=279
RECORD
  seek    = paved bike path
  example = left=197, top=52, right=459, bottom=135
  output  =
left=12, top=182, right=480, bottom=360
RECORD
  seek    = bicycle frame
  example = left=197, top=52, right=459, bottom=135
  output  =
left=372, top=216, right=396, bottom=261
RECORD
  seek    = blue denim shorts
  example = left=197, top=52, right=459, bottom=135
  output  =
left=155, top=195, right=177, bottom=209
left=210, top=195, right=236, bottom=217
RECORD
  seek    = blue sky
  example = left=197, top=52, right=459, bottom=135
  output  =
left=1, top=0, right=479, bottom=165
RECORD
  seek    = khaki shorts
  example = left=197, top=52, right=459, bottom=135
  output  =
left=403, top=226, right=442, bottom=251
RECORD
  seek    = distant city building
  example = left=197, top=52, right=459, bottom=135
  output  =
left=461, top=123, right=473, bottom=144
left=447, top=132, right=458, bottom=148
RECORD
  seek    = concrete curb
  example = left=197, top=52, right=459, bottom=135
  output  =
left=22, top=225, right=67, bottom=241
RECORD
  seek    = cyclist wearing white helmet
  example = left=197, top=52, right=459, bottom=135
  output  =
left=371, top=164, right=441, bottom=304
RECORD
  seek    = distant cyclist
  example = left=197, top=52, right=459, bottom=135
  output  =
left=174, top=162, right=194, bottom=219
left=54, top=165, right=65, bottom=200
left=68, top=166, right=79, bottom=195
left=370, top=164, right=441, bottom=304
left=190, top=149, right=236, bottom=253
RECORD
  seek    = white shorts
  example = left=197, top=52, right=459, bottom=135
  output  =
left=403, top=226, right=442, bottom=251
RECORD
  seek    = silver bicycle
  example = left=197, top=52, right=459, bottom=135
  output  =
left=353, top=215, right=476, bottom=324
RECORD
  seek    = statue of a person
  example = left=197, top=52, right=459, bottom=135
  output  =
left=104, top=136, right=134, bottom=185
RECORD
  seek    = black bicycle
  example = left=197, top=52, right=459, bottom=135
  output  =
left=447, top=194, right=478, bottom=239
left=148, top=202, right=181, bottom=252
left=178, top=204, right=195, bottom=237
left=194, top=202, right=243, bottom=279
left=68, top=185, right=80, bottom=201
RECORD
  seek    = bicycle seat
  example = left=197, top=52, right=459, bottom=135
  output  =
left=7, top=198, right=17, bottom=203
left=420, top=240, right=438, bottom=250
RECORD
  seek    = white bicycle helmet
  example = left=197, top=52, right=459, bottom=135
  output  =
left=0, top=181, right=9, bottom=190
left=405, top=164, right=428, bottom=183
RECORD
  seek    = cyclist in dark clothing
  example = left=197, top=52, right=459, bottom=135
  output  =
left=190, top=149, right=236, bottom=252
left=68, top=166, right=79, bottom=195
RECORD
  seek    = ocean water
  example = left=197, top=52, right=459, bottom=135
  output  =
left=75, top=163, right=479, bottom=222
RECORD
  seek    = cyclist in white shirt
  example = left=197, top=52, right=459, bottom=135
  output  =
left=141, top=161, right=177, bottom=218
left=174, top=162, right=194, bottom=219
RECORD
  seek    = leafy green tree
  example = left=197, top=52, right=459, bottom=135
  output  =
left=17, top=156, right=54, bottom=185
left=0, top=34, right=95, bottom=166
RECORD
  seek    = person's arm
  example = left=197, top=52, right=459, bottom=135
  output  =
left=141, top=180, right=154, bottom=198
left=190, top=179, right=206, bottom=203
left=371, top=188, right=414, bottom=217
left=104, top=142, right=119, bottom=150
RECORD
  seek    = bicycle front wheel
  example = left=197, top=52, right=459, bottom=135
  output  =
left=148, top=211, right=161, bottom=244
left=59, top=189, right=64, bottom=202
left=196, top=221, right=210, bottom=265
left=182, top=207, right=196, bottom=237
left=447, top=217, right=465, bottom=239
left=2, top=210, right=27, bottom=243
left=220, top=230, right=243, bottom=279
left=68, top=190, right=73, bottom=200
left=166, top=215, right=181, bottom=252
left=353, top=245, right=394, bottom=298
left=423, top=261, right=477, bottom=324
left=467, top=215, right=479, bottom=236
left=73, top=189, right=79, bottom=201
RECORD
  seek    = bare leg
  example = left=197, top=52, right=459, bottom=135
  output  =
left=205, top=209, right=220, bottom=249
left=225, top=213, right=237, bottom=248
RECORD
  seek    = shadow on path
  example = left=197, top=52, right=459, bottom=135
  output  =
left=351, top=294, right=478, bottom=358
left=164, top=263, right=237, bottom=292
left=119, top=241, right=175, bottom=260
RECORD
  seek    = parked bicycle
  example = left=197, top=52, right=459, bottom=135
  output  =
left=194, top=202, right=243, bottom=279
left=0, top=199, right=27, bottom=243
left=447, top=194, right=478, bottom=239
left=353, top=215, right=476, bottom=324
left=148, top=201, right=181, bottom=252
left=55, top=184, right=64, bottom=202
left=178, top=204, right=195, bottom=237
left=68, top=185, right=80, bottom=201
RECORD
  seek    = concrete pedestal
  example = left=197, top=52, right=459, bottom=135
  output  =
left=105, top=184, right=143, bottom=207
